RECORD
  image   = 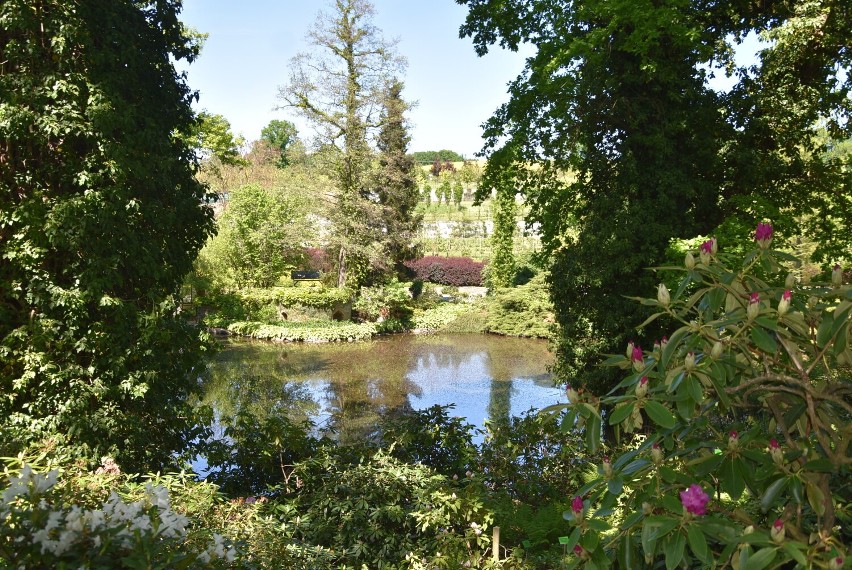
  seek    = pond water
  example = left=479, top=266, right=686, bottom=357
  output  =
left=203, top=333, right=566, bottom=445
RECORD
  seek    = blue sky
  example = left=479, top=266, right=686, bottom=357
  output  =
left=177, top=1, right=531, bottom=158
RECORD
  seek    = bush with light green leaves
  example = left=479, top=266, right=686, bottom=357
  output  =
left=551, top=223, right=850, bottom=569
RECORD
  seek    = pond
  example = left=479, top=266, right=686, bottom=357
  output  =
left=203, top=333, right=566, bottom=445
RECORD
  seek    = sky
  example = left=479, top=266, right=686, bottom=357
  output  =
left=177, top=1, right=532, bottom=159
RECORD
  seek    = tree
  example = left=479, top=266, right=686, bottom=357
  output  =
left=412, top=149, right=466, bottom=164
left=278, top=0, right=405, bottom=289
left=488, top=186, right=517, bottom=290
left=0, top=0, right=215, bottom=470
left=260, top=119, right=300, bottom=168
left=190, top=111, right=246, bottom=166
left=200, top=183, right=313, bottom=289
left=458, top=0, right=852, bottom=394
left=374, top=80, right=422, bottom=273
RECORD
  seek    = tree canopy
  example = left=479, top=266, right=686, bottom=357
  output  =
left=458, top=0, right=852, bottom=393
left=0, top=0, right=215, bottom=470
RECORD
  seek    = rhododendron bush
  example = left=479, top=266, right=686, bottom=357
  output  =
left=553, top=224, right=850, bottom=569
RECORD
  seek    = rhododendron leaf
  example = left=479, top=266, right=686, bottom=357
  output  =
left=685, top=376, right=703, bottom=403
left=816, top=314, right=834, bottom=347
left=760, top=477, right=788, bottom=513
left=644, top=400, right=676, bottom=429
left=636, top=311, right=665, bottom=329
left=609, top=402, right=635, bottom=425
left=721, top=457, right=745, bottom=500
left=687, top=524, right=710, bottom=564
left=743, top=546, right=777, bottom=570
left=664, top=531, right=685, bottom=570
left=805, top=481, right=826, bottom=516
left=750, top=326, right=777, bottom=354
left=781, top=542, right=808, bottom=566
left=586, top=414, right=602, bottom=453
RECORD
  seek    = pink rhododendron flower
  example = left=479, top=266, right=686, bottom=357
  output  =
left=755, top=222, right=773, bottom=248
left=631, top=345, right=644, bottom=370
left=747, top=293, right=760, bottom=320
left=679, top=484, right=710, bottom=515
left=572, top=495, right=583, bottom=514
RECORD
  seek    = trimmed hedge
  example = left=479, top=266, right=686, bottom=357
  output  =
left=237, top=287, right=352, bottom=310
left=227, top=320, right=376, bottom=342
left=404, top=256, right=485, bottom=286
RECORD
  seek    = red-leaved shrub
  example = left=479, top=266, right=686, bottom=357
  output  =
left=404, top=256, right=485, bottom=286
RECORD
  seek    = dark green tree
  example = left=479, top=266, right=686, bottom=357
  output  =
left=260, top=118, right=299, bottom=168
left=459, top=0, right=852, bottom=394
left=375, top=80, right=422, bottom=273
left=488, top=183, right=517, bottom=291
left=0, top=0, right=216, bottom=469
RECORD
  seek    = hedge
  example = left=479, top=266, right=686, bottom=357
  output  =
left=236, top=287, right=352, bottom=311
left=404, top=256, right=485, bottom=286
left=227, top=320, right=376, bottom=342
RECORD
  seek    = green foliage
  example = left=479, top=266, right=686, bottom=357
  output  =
left=291, top=450, right=494, bottom=569
left=412, top=150, right=466, bottom=164
left=380, top=405, right=478, bottom=477
left=200, top=184, right=311, bottom=288
left=375, top=80, right=423, bottom=273
left=459, top=0, right=852, bottom=398
left=227, top=320, right=377, bottom=342
left=411, top=303, right=472, bottom=331
left=353, top=279, right=414, bottom=322
left=552, top=229, right=851, bottom=567
left=204, top=411, right=326, bottom=497
left=188, top=111, right=247, bottom=167
left=260, top=119, right=299, bottom=168
left=487, top=185, right=518, bottom=290
left=0, top=0, right=216, bottom=470
left=483, top=274, right=555, bottom=339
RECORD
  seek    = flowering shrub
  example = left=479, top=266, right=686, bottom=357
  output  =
left=555, top=224, right=850, bottom=568
left=405, top=255, right=486, bottom=286
left=0, top=464, right=235, bottom=568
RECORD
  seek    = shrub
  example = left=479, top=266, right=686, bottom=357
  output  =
left=553, top=226, right=851, bottom=568
left=405, top=255, right=485, bottom=286
left=484, top=274, right=555, bottom=339
left=352, top=279, right=414, bottom=322
left=227, top=320, right=377, bottom=342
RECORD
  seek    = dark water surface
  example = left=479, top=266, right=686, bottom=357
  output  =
left=204, top=333, right=565, bottom=444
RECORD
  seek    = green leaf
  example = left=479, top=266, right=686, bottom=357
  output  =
left=664, top=532, right=685, bottom=570
left=721, top=457, right=745, bottom=500
left=781, top=542, right=808, bottom=566
left=816, top=313, right=834, bottom=347
left=760, top=477, right=788, bottom=513
left=644, top=400, right=676, bottom=429
left=750, top=326, right=777, bottom=354
left=618, top=532, right=635, bottom=570
left=685, top=375, right=703, bottom=403
left=607, top=477, right=623, bottom=496
left=587, top=518, right=611, bottom=532
left=609, top=401, right=635, bottom=425
left=743, top=546, right=777, bottom=570
left=687, top=524, right=709, bottom=564
left=586, top=413, right=602, bottom=453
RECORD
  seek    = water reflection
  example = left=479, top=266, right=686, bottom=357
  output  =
left=204, top=333, right=565, bottom=443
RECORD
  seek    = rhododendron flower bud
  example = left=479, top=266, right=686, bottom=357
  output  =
left=574, top=544, right=587, bottom=558
left=657, top=283, right=671, bottom=307
left=684, top=352, right=696, bottom=372
left=785, top=273, right=796, bottom=289
left=642, top=502, right=653, bottom=515
left=660, top=336, right=668, bottom=350
left=743, top=525, right=754, bottom=535
left=679, top=484, right=710, bottom=516
left=571, top=495, right=584, bottom=520
left=711, top=341, right=724, bottom=360
left=747, top=293, right=760, bottom=321
left=685, top=252, right=696, bottom=270
left=728, top=430, right=739, bottom=451
left=829, top=556, right=844, bottom=570
left=709, top=237, right=718, bottom=255
left=626, top=341, right=635, bottom=359
left=776, top=290, right=792, bottom=317
left=566, top=385, right=579, bottom=403
left=635, top=376, right=649, bottom=399
left=755, top=222, right=773, bottom=249
left=833, top=264, right=843, bottom=287
left=651, top=442, right=663, bottom=464
left=769, top=439, right=784, bottom=465
left=631, top=345, right=644, bottom=371
left=602, top=456, right=613, bottom=479
left=645, top=553, right=653, bottom=565
left=699, top=241, right=712, bottom=265
left=770, top=519, right=785, bottom=543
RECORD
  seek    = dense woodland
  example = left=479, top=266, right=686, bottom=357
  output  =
left=0, top=0, right=850, bottom=568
